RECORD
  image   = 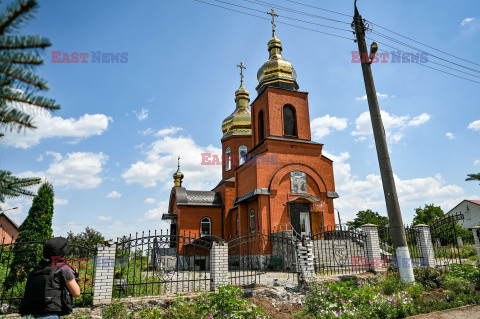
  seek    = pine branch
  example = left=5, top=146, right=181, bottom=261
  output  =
left=0, top=0, right=37, bottom=35
left=0, top=61, right=48, bottom=90
left=0, top=105, right=35, bottom=129
left=0, top=35, right=50, bottom=50
left=0, top=86, right=59, bottom=110
left=0, top=51, right=42, bottom=65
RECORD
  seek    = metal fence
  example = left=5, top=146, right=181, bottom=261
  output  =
left=226, top=231, right=299, bottom=287
left=113, top=230, right=220, bottom=298
left=310, top=225, right=369, bottom=276
left=431, top=213, right=464, bottom=267
left=378, top=224, right=421, bottom=268
left=0, top=237, right=97, bottom=314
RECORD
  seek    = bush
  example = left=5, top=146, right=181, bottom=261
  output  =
left=102, top=300, right=127, bottom=319
left=413, top=267, right=445, bottom=289
left=442, top=277, right=475, bottom=295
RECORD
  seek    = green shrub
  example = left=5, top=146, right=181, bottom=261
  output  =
left=102, top=300, right=127, bottom=319
left=442, top=277, right=475, bottom=295
left=413, top=267, right=444, bottom=289
left=378, top=272, right=406, bottom=295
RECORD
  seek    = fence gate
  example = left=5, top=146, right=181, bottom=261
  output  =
left=431, top=213, right=464, bottom=267
left=0, top=239, right=97, bottom=315
left=114, top=230, right=222, bottom=298
left=227, top=232, right=299, bottom=287
left=378, top=224, right=422, bottom=268
left=311, top=227, right=369, bottom=276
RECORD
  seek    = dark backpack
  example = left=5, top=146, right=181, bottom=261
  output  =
left=19, top=265, right=72, bottom=316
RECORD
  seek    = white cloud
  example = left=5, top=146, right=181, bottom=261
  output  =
left=133, top=108, right=149, bottom=121
left=122, top=129, right=221, bottom=189
left=461, top=17, right=475, bottom=26
left=1, top=113, right=112, bottom=149
left=474, top=160, right=480, bottom=166
left=98, top=216, right=112, bottom=221
left=144, top=198, right=156, bottom=204
left=19, top=152, right=109, bottom=189
left=445, top=132, right=455, bottom=140
left=139, top=200, right=169, bottom=222
left=324, top=150, right=466, bottom=223
left=355, top=93, right=389, bottom=101
left=106, top=190, right=122, bottom=198
left=352, top=110, right=431, bottom=143
left=311, top=115, right=348, bottom=140
left=55, top=198, right=68, bottom=205
left=155, top=127, right=183, bottom=137
left=468, top=119, right=480, bottom=133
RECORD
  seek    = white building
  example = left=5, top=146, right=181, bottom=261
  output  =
left=446, top=199, right=480, bottom=228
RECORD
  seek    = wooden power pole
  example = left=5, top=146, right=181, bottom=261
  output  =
left=352, top=1, right=414, bottom=282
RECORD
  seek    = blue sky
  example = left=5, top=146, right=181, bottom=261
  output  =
left=1, top=0, right=479, bottom=239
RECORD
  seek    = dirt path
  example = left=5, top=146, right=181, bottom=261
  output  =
left=407, top=305, right=480, bottom=319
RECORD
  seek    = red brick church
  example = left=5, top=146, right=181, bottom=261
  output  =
left=163, top=26, right=338, bottom=240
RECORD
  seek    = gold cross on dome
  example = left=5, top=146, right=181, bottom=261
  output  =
left=237, top=62, right=246, bottom=84
left=267, top=8, right=279, bottom=36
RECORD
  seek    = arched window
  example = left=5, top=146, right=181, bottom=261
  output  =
left=239, top=145, right=247, bottom=165
left=225, top=147, right=231, bottom=171
left=258, top=110, right=265, bottom=141
left=249, top=209, right=256, bottom=233
left=200, top=217, right=211, bottom=236
left=236, top=214, right=239, bottom=236
left=283, top=105, right=297, bottom=136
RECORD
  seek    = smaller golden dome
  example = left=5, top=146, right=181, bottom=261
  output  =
left=256, top=34, right=299, bottom=93
left=173, top=156, right=184, bottom=187
left=221, top=68, right=252, bottom=139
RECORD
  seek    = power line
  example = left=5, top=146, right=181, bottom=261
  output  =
left=241, top=0, right=351, bottom=25
left=282, top=0, right=351, bottom=17
left=373, top=47, right=480, bottom=84
left=368, top=37, right=480, bottom=80
left=371, top=30, right=480, bottom=74
left=367, top=20, right=480, bottom=68
left=194, top=0, right=354, bottom=41
left=210, top=0, right=352, bottom=32
left=195, top=0, right=480, bottom=84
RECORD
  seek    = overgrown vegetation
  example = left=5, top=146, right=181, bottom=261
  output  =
left=99, top=286, right=268, bottom=319
left=298, top=264, right=480, bottom=319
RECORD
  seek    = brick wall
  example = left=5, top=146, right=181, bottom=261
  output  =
left=93, top=242, right=116, bottom=305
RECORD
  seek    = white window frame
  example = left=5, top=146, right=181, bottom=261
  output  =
left=239, top=145, right=248, bottom=165
left=200, top=217, right=211, bottom=236
left=225, top=148, right=231, bottom=171
left=249, top=209, right=256, bottom=233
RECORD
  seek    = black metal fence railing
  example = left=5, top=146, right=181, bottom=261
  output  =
left=0, top=236, right=97, bottom=314
left=378, top=224, right=421, bottom=268
left=431, top=213, right=464, bottom=267
left=226, top=231, right=299, bottom=287
left=310, top=225, right=369, bottom=276
left=114, top=230, right=220, bottom=298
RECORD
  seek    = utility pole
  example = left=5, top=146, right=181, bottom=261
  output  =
left=352, top=1, right=414, bottom=282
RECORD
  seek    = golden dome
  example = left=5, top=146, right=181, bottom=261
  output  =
left=221, top=82, right=252, bottom=139
left=173, top=156, right=184, bottom=187
left=256, top=34, right=299, bottom=93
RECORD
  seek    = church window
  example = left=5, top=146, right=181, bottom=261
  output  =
left=249, top=209, right=256, bottom=233
left=225, top=148, right=231, bottom=171
left=291, top=171, right=307, bottom=194
left=258, top=110, right=265, bottom=141
left=200, top=217, right=211, bottom=236
left=283, top=105, right=297, bottom=136
left=239, top=145, right=248, bottom=165
left=236, top=214, right=239, bottom=236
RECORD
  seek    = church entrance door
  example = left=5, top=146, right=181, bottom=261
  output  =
left=290, top=203, right=311, bottom=238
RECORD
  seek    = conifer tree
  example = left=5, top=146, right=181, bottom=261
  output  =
left=4, top=182, right=54, bottom=289
left=0, top=0, right=59, bottom=207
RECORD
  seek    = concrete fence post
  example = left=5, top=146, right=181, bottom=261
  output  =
left=362, top=224, right=383, bottom=271
left=472, top=227, right=480, bottom=261
left=457, top=237, right=464, bottom=247
left=93, top=241, right=116, bottom=305
left=210, top=241, right=228, bottom=291
left=296, top=239, right=314, bottom=283
left=414, top=224, right=436, bottom=268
